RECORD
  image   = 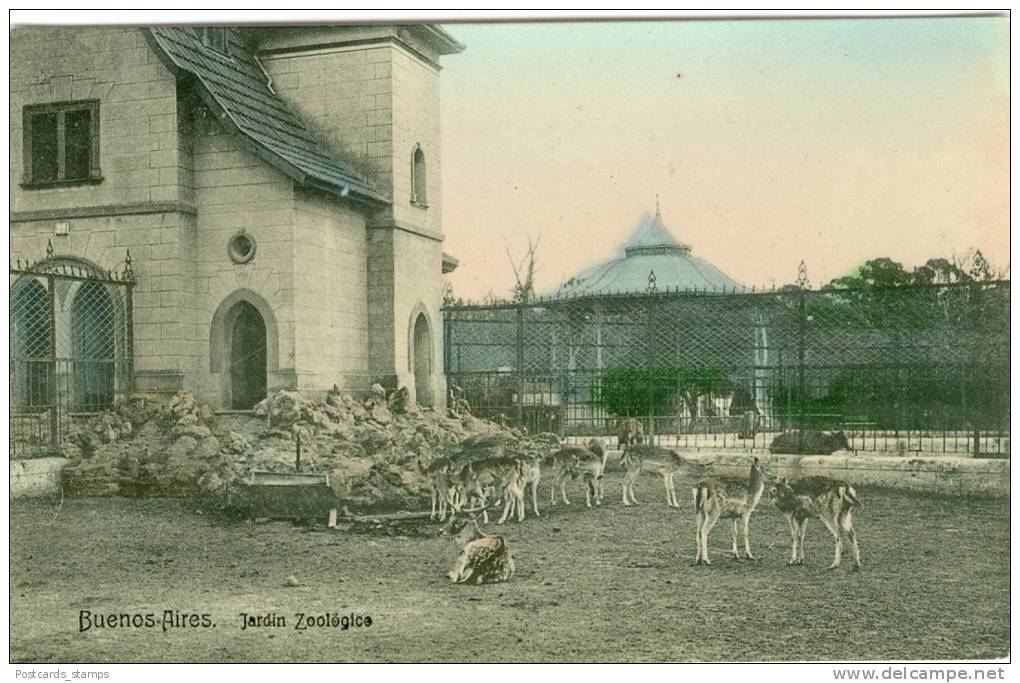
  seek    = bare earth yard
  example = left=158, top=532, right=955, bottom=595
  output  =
left=10, top=469, right=1009, bottom=662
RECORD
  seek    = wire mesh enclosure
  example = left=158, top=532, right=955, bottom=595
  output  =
left=443, top=280, right=1010, bottom=456
left=9, top=252, right=135, bottom=458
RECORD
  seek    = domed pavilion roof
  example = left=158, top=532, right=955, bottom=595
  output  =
left=550, top=201, right=744, bottom=299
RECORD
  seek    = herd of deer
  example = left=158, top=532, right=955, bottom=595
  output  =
left=436, top=419, right=863, bottom=585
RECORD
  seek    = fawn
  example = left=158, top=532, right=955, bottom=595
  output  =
left=447, top=454, right=532, bottom=525
left=546, top=440, right=608, bottom=508
left=770, top=476, right=862, bottom=571
left=444, top=511, right=515, bottom=584
left=620, top=444, right=697, bottom=508
left=423, top=455, right=455, bottom=521
left=497, top=452, right=543, bottom=521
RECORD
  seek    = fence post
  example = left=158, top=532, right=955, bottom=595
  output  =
left=125, top=281, right=135, bottom=393
left=558, top=370, right=567, bottom=440
left=969, top=283, right=982, bottom=457
left=892, top=328, right=901, bottom=449
left=971, top=364, right=981, bottom=458
left=46, top=273, right=58, bottom=451
left=516, top=303, right=524, bottom=426
left=646, top=295, right=656, bottom=444
left=797, top=287, right=807, bottom=452
left=442, top=310, right=451, bottom=376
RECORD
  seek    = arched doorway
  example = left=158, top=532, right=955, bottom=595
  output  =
left=229, top=300, right=267, bottom=409
left=12, top=279, right=52, bottom=407
left=411, top=312, right=433, bottom=406
left=71, top=281, right=116, bottom=410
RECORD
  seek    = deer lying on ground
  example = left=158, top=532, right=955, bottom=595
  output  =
left=692, top=457, right=768, bottom=564
left=770, top=476, right=863, bottom=571
left=769, top=430, right=849, bottom=455
left=545, top=440, right=608, bottom=508
left=620, top=444, right=700, bottom=508
left=443, top=509, right=515, bottom=584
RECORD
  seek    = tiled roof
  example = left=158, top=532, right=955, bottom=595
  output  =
left=146, top=27, right=387, bottom=206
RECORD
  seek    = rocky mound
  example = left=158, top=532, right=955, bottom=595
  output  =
left=58, top=386, right=518, bottom=509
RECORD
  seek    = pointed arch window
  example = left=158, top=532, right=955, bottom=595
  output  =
left=410, top=143, right=427, bottom=207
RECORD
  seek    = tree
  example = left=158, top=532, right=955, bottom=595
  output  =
left=813, top=253, right=1008, bottom=330
left=505, top=235, right=541, bottom=304
left=827, top=257, right=914, bottom=290
left=599, top=366, right=727, bottom=419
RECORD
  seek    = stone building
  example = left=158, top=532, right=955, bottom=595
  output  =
left=10, top=25, right=463, bottom=410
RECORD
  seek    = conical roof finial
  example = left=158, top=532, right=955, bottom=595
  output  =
left=655, top=194, right=661, bottom=218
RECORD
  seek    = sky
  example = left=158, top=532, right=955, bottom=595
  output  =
left=437, top=16, right=1009, bottom=300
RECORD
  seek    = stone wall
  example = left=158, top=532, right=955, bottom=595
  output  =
left=292, top=188, right=372, bottom=397
left=10, top=27, right=184, bottom=213
left=10, top=27, right=195, bottom=388
left=612, top=450, right=1010, bottom=497
left=11, top=458, right=68, bottom=498
left=258, top=28, right=449, bottom=406
left=389, top=43, right=442, bottom=236
left=390, top=229, right=446, bottom=407
left=189, top=104, right=298, bottom=407
left=11, top=25, right=451, bottom=409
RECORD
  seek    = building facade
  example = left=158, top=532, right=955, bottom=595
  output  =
left=10, top=25, right=462, bottom=410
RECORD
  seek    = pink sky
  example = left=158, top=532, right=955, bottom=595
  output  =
left=438, top=17, right=1009, bottom=299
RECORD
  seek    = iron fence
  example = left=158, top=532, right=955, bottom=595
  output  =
left=443, top=280, right=1010, bottom=456
left=10, top=249, right=135, bottom=458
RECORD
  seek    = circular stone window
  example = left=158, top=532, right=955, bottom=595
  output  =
left=228, top=231, right=256, bottom=264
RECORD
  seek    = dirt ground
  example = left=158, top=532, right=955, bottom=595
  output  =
left=10, top=468, right=1009, bottom=663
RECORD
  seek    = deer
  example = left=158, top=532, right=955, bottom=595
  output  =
left=442, top=433, right=531, bottom=524
left=692, top=457, right=768, bottom=565
left=446, top=453, right=531, bottom=525
left=545, top=440, right=608, bottom=508
left=520, top=451, right=543, bottom=518
left=769, top=430, right=849, bottom=455
left=770, top=476, right=863, bottom=571
left=619, top=443, right=700, bottom=508
left=443, top=508, right=515, bottom=584
left=616, top=417, right=644, bottom=448
left=498, top=451, right=543, bottom=521
left=737, top=410, right=758, bottom=440
left=422, top=455, right=456, bottom=521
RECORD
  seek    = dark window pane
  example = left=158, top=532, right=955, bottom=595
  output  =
left=64, top=108, right=92, bottom=180
left=202, top=27, right=228, bottom=52
left=211, top=28, right=228, bottom=52
left=412, top=147, right=426, bottom=203
left=30, top=112, right=58, bottom=181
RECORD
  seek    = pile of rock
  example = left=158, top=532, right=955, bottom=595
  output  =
left=57, top=385, right=520, bottom=510
left=60, top=391, right=235, bottom=496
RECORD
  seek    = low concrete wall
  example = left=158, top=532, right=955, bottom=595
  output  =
left=9, top=451, right=1008, bottom=499
left=10, top=457, right=68, bottom=498
left=611, top=450, right=1009, bottom=497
